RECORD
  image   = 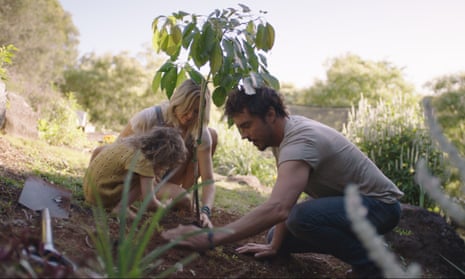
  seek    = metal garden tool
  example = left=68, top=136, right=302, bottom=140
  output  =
left=18, top=175, right=72, bottom=219
left=23, top=208, right=76, bottom=271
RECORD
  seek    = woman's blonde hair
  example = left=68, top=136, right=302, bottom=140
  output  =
left=165, top=79, right=211, bottom=141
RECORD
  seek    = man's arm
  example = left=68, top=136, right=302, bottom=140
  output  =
left=162, top=160, right=310, bottom=250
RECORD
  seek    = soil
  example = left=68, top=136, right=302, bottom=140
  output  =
left=1, top=135, right=465, bottom=278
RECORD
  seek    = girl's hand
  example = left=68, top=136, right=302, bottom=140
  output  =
left=200, top=212, right=213, bottom=228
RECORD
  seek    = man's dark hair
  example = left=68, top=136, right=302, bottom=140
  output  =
left=224, top=87, right=289, bottom=120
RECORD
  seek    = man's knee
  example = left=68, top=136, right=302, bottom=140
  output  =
left=286, top=203, right=318, bottom=236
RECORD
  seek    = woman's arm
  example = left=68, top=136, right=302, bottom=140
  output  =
left=197, top=143, right=215, bottom=227
left=117, top=123, right=135, bottom=140
left=140, top=176, right=165, bottom=209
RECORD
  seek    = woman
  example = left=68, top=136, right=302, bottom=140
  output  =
left=84, top=127, right=187, bottom=220
left=93, top=79, right=217, bottom=228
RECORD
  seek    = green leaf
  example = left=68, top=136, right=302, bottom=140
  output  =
left=260, top=72, right=280, bottom=90
left=244, top=41, right=258, bottom=71
left=159, top=30, right=170, bottom=53
left=182, top=22, right=196, bottom=48
left=238, top=4, right=251, bottom=13
left=209, top=42, right=223, bottom=75
left=151, top=71, right=162, bottom=93
left=222, top=39, right=235, bottom=58
left=171, top=25, right=182, bottom=45
left=188, top=68, right=204, bottom=85
left=212, top=86, right=227, bottom=107
left=255, top=24, right=265, bottom=50
left=201, top=22, right=216, bottom=53
left=151, top=17, right=160, bottom=32
left=190, top=33, right=208, bottom=68
left=165, top=36, right=180, bottom=59
left=258, top=53, right=268, bottom=67
left=264, top=23, right=275, bottom=51
left=161, top=66, right=178, bottom=98
left=152, top=27, right=161, bottom=52
left=176, top=67, right=187, bottom=87
left=158, top=61, right=174, bottom=72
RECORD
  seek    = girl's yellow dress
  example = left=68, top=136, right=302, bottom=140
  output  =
left=83, top=141, right=154, bottom=208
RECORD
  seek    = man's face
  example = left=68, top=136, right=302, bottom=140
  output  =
left=232, top=109, right=274, bottom=151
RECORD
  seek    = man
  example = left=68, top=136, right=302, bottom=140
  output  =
left=162, top=87, right=404, bottom=278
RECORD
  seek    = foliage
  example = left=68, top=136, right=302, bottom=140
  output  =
left=60, top=51, right=166, bottom=130
left=298, top=53, right=415, bottom=107
left=0, top=44, right=17, bottom=81
left=0, top=0, right=78, bottom=101
left=343, top=94, right=449, bottom=208
left=426, top=73, right=465, bottom=158
left=37, top=93, right=89, bottom=148
left=425, top=71, right=465, bottom=95
left=151, top=4, right=279, bottom=106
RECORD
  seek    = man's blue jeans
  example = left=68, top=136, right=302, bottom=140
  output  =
left=267, top=195, right=401, bottom=266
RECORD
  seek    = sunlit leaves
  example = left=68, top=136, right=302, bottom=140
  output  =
left=151, top=4, right=280, bottom=104
left=255, top=23, right=275, bottom=51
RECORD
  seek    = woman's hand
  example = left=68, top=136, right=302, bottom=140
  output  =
left=236, top=243, right=277, bottom=258
left=161, top=224, right=211, bottom=251
left=200, top=212, right=213, bottom=228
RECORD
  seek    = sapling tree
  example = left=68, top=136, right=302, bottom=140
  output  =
left=151, top=4, right=279, bottom=220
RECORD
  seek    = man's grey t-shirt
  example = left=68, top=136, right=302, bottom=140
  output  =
left=272, top=115, right=404, bottom=204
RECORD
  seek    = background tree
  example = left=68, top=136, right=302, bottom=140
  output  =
left=297, top=53, right=415, bottom=107
left=426, top=72, right=465, bottom=157
left=425, top=72, right=465, bottom=96
left=0, top=0, right=79, bottom=107
left=60, top=50, right=166, bottom=130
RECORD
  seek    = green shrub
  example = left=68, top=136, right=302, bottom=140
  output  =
left=0, top=44, right=17, bottom=81
left=38, top=93, right=89, bottom=147
left=343, top=94, right=449, bottom=208
left=431, top=90, right=465, bottom=157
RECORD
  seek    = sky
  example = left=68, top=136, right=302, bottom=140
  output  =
left=59, top=0, right=465, bottom=93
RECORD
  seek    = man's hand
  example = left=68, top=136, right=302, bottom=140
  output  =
left=161, top=224, right=210, bottom=251
left=236, top=243, right=277, bottom=258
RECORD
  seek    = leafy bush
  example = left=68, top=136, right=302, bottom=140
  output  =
left=38, top=93, right=89, bottom=147
left=343, top=94, right=449, bottom=208
left=0, top=44, right=17, bottom=81
left=431, top=90, right=465, bottom=157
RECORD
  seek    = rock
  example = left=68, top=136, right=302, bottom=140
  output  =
left=2, top=91, right=38, bottom=138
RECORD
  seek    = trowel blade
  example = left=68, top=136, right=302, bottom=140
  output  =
left=18, top=176, right=72, bottom=219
